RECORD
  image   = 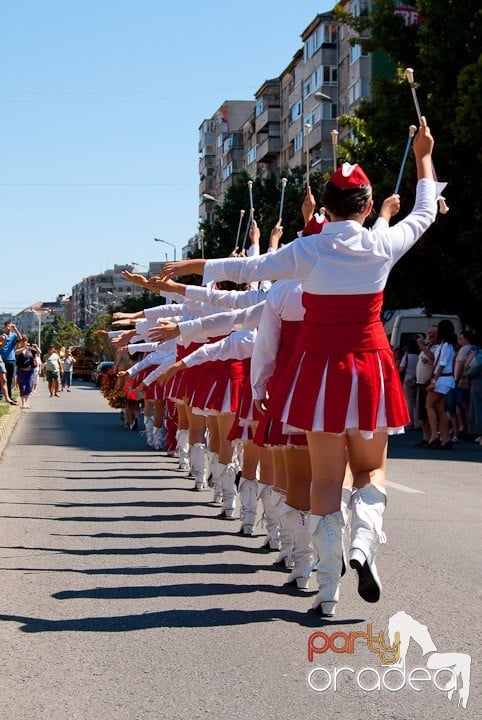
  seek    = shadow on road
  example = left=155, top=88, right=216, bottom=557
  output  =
left=0, top=608, right=365, bottom=633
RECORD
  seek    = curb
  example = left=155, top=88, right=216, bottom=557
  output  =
left=0, top=405, right=22, bottom=459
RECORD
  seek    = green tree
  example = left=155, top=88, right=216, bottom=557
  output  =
left=199, top=168, right=325, bottom=265
left=334, top=0, right=482, bottom=331
left=41, top=314, right=83, bottom=352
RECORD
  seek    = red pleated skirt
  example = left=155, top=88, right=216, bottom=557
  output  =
left=253, top=320, right=307, bottom=447
left=195, top=357, right=247, bottom=414
left=269, top=292, right=409, bottom=436
left=168, top=342, right=203, bottom=402
left=132, top=366, right=161, bottom=401
left=227, top=361, right=262, bottom=442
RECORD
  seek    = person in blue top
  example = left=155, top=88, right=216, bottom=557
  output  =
left=0, top=320, right=20, bottom=403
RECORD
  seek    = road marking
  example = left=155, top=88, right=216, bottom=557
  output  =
left=387, top=480, right=426, bottom=494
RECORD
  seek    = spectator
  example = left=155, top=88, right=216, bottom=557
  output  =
left=464, top=345, right=482, bottom=444
left=61, top=349, right=75, bottom=391
left=0, top=352, right=15, bottom=405
left=31, top=343, right=42, bottom=394
left=454, top=331, right=477, bottom=438
left=425, top=320, right=457, bottom=449
left=398, top=338, right=419, bottom=429
left=414, top=325, right=438, bottom=446
left=15, top=335, right=36, bottom=408
left=0, top=320, right=20, bottom=403
left=45, top=345, right=62, bottom=397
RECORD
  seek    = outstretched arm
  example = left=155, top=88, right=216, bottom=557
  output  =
left=160, top=259, right=207, bottom=280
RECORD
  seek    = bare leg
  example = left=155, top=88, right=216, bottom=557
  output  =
left=216, top=412, right=235, bottom=464
left=284, top=446, right=311, bottom=511
left=206, top=414, right=220, bottom=454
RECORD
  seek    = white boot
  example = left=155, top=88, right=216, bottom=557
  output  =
left=233, top=440, right=243, bottom=475
left=349, top=484, right=386, bottom=603
left=239, top=477, right=258, bottom=535
left=190, top=442, right=207, bottom=491
left=258, top=482, right=280, bottom=551
left=340, top=487, right=353, bottom=576
left=144, top=416, right=154, bottom=447
left=210, top=459, right=224, bottom=506
left=153, top=425, right=163, bottom=450
left=273, top=500, right=293, bottom=564
left=311, top=510, right=345, bottom=618
left=177, top=429, right=190, bottom=471
left=285, top=509, right=314, bottom=590
left=219, top=462, right=237, bottom=518
left=205, top=450, right=217, bottom=488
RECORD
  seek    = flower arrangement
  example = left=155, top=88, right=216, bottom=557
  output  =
left=100, top=368, right=127, bottom=409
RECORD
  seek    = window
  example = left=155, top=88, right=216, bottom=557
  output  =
left=304, top=112, right=315, bottom=127
left=293, top=132, right=303, bottom=152
left=255, top=98, right=264, bottom=117
left=321, top=102, right=338, bottom=120
left=322, top=23, right=337, bottom=44
left=349, top=79, right=369, bottom=104
left=314, top=67, right=322, bottom=89
left=289, top=100, right=302, bottom=124
left=222, top=162, right=233, bottom=180
left=247, top=146, right=257, bottom=164
left=323, top=65, right=338, bottom=84
left=350, top=42, right=367, bottom=63
left=304, top=79, right=312, bottom=97
left=304, top=26, right=322, bottom=60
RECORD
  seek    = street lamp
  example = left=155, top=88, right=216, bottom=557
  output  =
left=202, top=193, right=221, bottom=204
left=314, top=91, right=332, bottom=103
left=29, top=308, right=50, bottom=348
left=313, top=91, right=336, bottom=174
left=154, top=238, right=177, bottom=261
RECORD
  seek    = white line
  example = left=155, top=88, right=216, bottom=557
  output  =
left=387, top=480, right=426, bottom=494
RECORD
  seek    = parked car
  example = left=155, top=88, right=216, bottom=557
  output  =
left=92, top=361, right=115, bottom=387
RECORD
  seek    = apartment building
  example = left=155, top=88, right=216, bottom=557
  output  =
left=15, top=299, right=64, bottom=341
left=71, top=264, right=145, bottom=327
left=198, top=101, right=253, bottom=223
left=196, top=2, right=396, bottom=235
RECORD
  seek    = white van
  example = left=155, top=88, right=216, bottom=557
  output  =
left=384, top=311, right=462, bottom=349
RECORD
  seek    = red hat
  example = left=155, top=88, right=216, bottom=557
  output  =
left=329, top=162, right=371, bottom=189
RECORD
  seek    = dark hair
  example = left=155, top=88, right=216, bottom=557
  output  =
left=407, top=338, right=420, bottom=354
left=437, top=319, right=457, bottom=348
left=321, top=181, right=372, bottom=218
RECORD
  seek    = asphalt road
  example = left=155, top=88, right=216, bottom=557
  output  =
left=0, top=379, right=480, bottom=720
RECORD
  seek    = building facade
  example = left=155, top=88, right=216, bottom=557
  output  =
left=196, top=2, right=382, bottom=230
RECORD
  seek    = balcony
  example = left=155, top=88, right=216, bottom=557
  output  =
left=255, top=106, right=281, bottom=134
left=256, top=136, right=281, bottom=162
left=199, top=155, right=216, bottom=173
left=198, top=131, right=215, bottom=153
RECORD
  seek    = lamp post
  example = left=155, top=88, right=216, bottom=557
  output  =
left=30, top=308, right=50, bottom=348
left=313, top=91, right=335, bottom=174
left=154, top=238, right=177, bottom=261
left=202, top=193, right=221, bottom=204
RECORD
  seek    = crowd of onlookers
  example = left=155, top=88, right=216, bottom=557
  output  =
left=396, top=322, right=482, bottom=448
left=0, top=319, right=77, bottom=409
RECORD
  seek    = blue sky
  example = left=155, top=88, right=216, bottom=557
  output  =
left=0, top=1, right=333, bottom=313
